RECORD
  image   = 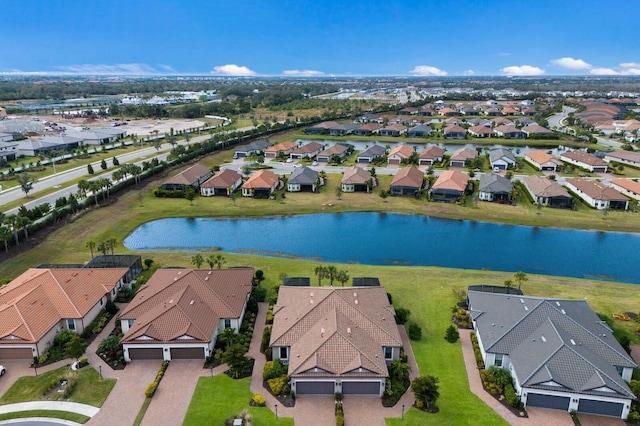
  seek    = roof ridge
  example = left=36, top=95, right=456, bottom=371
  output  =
left=486, top=298, right=545, bottom=352
left=47, top=270, right=82, bottom=318
left=9, top=303, right=37, bottom=342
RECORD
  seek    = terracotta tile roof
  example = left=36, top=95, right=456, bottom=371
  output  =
left=450, top=147, right=476, bottom=162
left=341, top=166, right=372, bottom=185
left=0, top=268, right=127, bottom=343
left=265, top=141, right=298, bottom=153
left=468, top=125, right=495, bottom=135
left=523, top=124, right=553, bottom=134
left=292, top=142, right=324, bottom=155
left=201, top=169, right=242, bottom=188
left=439, top=107, right=457, bottom=115
left=121, top=268, right=253, bottom=344
left=390, top=166, right=424, bottom=188
left=163, top=163, right=211, bottom=186
left=610, top=178, right=640, bottom=194
left=382, top=123, right=407, bottom=132
left=561, top=151, right=607, bottom=167
left=357, top=123, right=383, bottom=131
left=494, top=124, right=523, bottom=134
left=525, top=150, right=555, bottom=165
left=241, top=169, right=279, bottom=189
left=605, top=150, right=640, bottom=163
left=419, top=146, right=445, bottom=159
left=431, top=169, right=469, bottom=191
left=443, top=125, right=466, bottom=134
left=491, top=117, right=514, bottom=125
left=388, top=145, right=414, bottom=158
left=565, top=178, right=627, bottom=201
left=271, top=287, right=402, bottom=379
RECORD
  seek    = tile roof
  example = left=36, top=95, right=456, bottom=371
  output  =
left=494, top=125, right=524, bottom=135
left=317, top=144, right=348, bottom=157
left=468, top=291, right=636, bottom=399
left=565, top=178, right=627, bottom=201
left=523, top=175, right=572, bottom=198
left=235, top=139, right=271, bottom=153
left=468, top=125, right=495, bottom=135
left=163, top=163, right=211, bottom=186
left=241, top=169, right=279, bottom=189
left=479, top=173, right=513, bottom=193
left=265, top=141, right=298, bottom=153
left=605, top=150, right=640, bottom=163
left=450, top=147, right=476, bottom=162
left=357, top=145, right=386, bottom=158
left=288, top=166, right=318, bottom=185
left=431, top=169, right=469, bottom=192
left=561, top=151, right=608, bottom=167
left=356, top=123, right=383, bottom=132
left=610, top=178, right=640, bottom=194
left=0, top=268, right=127, bottom=343
left=419, top=146, right=445, bottom=159
left=489, top=148, right=516, bottom=163
left=121, top=268, right=253, bottom=344
left=390, top=166, right=424, bottom=188
left=443, top=125, right=466, bottom=134
left=201, top=169, right=241, bottom=189
left=270, top=286, right=402, bottom=379
left=292, top=142, right=324, bottom=155
left=387, top=145, right=414, bottom=159
left=525, top=150, right=556, bottom=165
left=341, top=166, right=372, bottom=185
left=523, top=124, right=553, bottom=134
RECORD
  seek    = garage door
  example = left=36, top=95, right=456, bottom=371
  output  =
left=578, top=399, right=624, bottom=417
left=388, top=159, right=400, bottom=165
left=295, top=381, right=334, bottom=395
left=0, top=347, right=33, bottom=360
left=342, top=381, right=380, bottom=395
left=170, top=347, right=204, bottom=359
left=526, top=393, right=570, bottom=411
left=128, top=348, right=164, bottom=360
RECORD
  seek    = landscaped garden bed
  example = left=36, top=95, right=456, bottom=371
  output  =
left=96, top=332, right=126, bottom=370
left=262, top=359, right=295, bottom=407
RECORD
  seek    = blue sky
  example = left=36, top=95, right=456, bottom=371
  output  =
left=3, top=0, right=640, bottom=77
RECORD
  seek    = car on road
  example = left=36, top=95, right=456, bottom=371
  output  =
left=0, top=365, right=5, bottom=376
left=286, top=158, right=293, bottom=163
left=312, top=161, right=318, bottom=166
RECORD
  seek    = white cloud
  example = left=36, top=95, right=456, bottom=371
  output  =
left=157, top=64, right=177, bottom=73
left=56, top=63, right=159, bottom=75
left=464, top=69, right=475, bottom=75
left=500, top=65, right=545, bottom=76
left=282, top=69, right=324, bottom=76
left=551, top=57, right=592, bottom=70
left=620, top=62, right=640, bottom=68
left=590, top=67, right=619, bottom=75
left=410, top=65, right=448, bottom=76
left=211, top=64, right=256, bottom=76
left=497, top=52, right=511, bottom=57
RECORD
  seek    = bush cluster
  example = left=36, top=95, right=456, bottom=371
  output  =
left=452, top=307, right=472, bottom=328
left=470, top=332, right=484, bottom=369
left=444, top=324, right=459, bottom=343
left=335, top=401, right=344, bottom=426
left=267, top=375, right=289, bottom=395
left=145, top=361, right=170, bottom=398
left=408, top=322, right=422, bottom=340
left=263, top=359, right=287, bottom=380
left=251, top=393, right=266, bottom=407
left=260, top=326, right=272, bottom=355
left=266, top=305, right=274, bottom=325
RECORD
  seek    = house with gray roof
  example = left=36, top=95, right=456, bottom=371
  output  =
left=287, top=166, right=319, bottom=192
left=468, top=291, right=637, bottom=419
left=489, top=148, right=517, bottom=170
left=233, top=139, right=271, bottom=158
left=270, top=286, right=403, bottom=396
left=329, top=123, right=360, bottom=136
left=478, top=174, right=513, bottom=203
left=407, top=124, right=432, bottom=137
left=356, top=145, right=386, bottom=163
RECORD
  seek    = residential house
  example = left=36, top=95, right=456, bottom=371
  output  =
left=0, top=141, right=18, bottom=165
left=468, top=291, right=637, bottom=419
left=407, top=124, right=432, bottom=137
left=524, top=150, right=562, bottom=171
left=356, top=145, right=386, bottom=163
left=120, top=268, right=254, bottom=361
left=0, top=268, right=127, bottom=360
left=234, top=139, right=271, bottom=158
left=522, top=175, right=573, bottom=208
left=494, top=125, right=526, bottom=139
left=522, top=124, right=554, bottom=137
left=610, top=178, right=640, bottom=201
left=418, top=146, right=445, bottom=166
left=449, top=147, right=476, bottom=168
left=468, top=125, right=495, bottom=138
left=439, top=107, right=459, bottom=116
left=478, top=174, right=513, bottom=203
left=565, top=178, right=629, bottom=210
left=522, top=107, right=537, bottom=116
left=418, top=107, right=434, bottom=116
left=443, top=125, right=466, bottom=139
left=287, top=166, right=319, bottom=192
left=269, top=286, right=403, bottom=396
left=290, top=142, right=324, bottom=159
left=241, top=169, right=280, bottom=197
left=604, top=150, right=640, bottom=168
left=445, top=117, right=462, bottom=126
left=430, top=169, right=468, bottom=203
left=200, top=169, right=243, bottom=196
left=491, top=117, right=514, bottom=127
left=489, top=148, right=517, bottom=170
left=387, top=145, right=414, bottom=165
left=514, top=117, right=536, bottom=127
left=329, top=123, right=360, bottom=136
left=379, top=124, right=407, bottom=137
left=389, top=166, right=424, bottom=196
left=459, top=107, right=478, bottom=116
left=466, top=118, right=492, bottom=128
left=398, top=107, right=418, bottom=115
left=485, top=107, right=502, bottom=116
left=0, top=132, right=13, bottom=143
left=501, top=106, right=519, bottom=116
left=341, top=166, right=375, bottom=193
left=352, top=123, right=383, bottom=136
left=561, top=151, right=608, bottom=173
left=264, top=141, right=298, bottom=158
left=316, top=144, right=349, bottom=163
left=305, top=121, right=339, bottom=134
left=160, top=163, right=212, bottom=191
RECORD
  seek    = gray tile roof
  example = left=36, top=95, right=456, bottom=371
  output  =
left=489, top=147, right=517, bottom=163
left=469, top=291, right=637, bottom=399
left=358, top=145, right=386, bottom=158
left=288, top=166, right=318, bottom=185
left=479, top=174, right=513, bottom=194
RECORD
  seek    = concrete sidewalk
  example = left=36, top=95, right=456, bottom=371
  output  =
left=0, top=418, right=83, bottom=426
left=0, top=401, right=99, bottom=417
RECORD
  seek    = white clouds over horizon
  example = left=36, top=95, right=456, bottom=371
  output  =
left=282, top=69, right=324, bottom=76
left=501, top=65, right=545, bottom=76
left=211, top=64, right=256, bottom=76
left=56, top=63, right=160, bottom=75
left=410, top=65, right=447, bottom=76
left=551, top=57, right=592, bottom=70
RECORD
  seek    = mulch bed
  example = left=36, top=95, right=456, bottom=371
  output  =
left=262, top=379, right=296, bottom=407
left=224, top=358, right=255, bottom=379
left=481, top=383, right=528, bottom=419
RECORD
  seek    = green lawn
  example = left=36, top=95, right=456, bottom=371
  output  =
left=0, top=366, right=116, bottom=407
left=0, top=410, right=90, bottom=424
left=183, top=375, right=293, bottom=426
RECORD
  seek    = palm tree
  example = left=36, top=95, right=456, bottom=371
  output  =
left=89, top=181, right=102, bottom=205
left=313, top=265, right=327, bottom=286
left=514, top=271, right=528, bottom=290
left=86, top=240, right=97, bottom=259
left=213, top=254, right=226, bottom=269
left=191, top=253, right=204, bottom=269
left=336, top=270, right=350, bottom=287
left=77, top=180, right=90, bottom=200
left=6, top=215, right=20, bottom=246
left=106, top=238, right=118, bottom=255
left=17, top=216, right=31, bottom=241
left=326, top=265, right=338, bottom=286
left=0, top=225, right=11, bottom=252
left=97, top=241, right=108, bottom=255
left=206, top=254, right=217, bottom=269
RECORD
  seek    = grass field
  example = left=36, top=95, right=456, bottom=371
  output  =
left=0, top=410, right=90, bottom=424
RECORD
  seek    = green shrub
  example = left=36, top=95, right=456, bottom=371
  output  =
left=336, top=415, right=344, bottom=426
left=505, top=383, right=518, bottom=407
left=105, top=299, right=118, bottom=315
left=334, top=392, right=343, bottom=402
left=263, top=358, right=286, bottom=380
left=408, top=322, right=422, bottom=340
left=145, top=381, right=158, bottom=398
left=395, top=307, right=411, bottom=324
left=261, top=326, right=272, bottom=353
left=445, top=324, right=459, bottom=343
left=264, top=347, right=272, bottom=361
left=267, top=375, right=289, bottom=395
left=252, top=285, right=267, bottom=302
left=251, top=393, right=266, bottom=407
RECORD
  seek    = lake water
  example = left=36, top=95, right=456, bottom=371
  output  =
left=123, top=213, right=640, bottom=284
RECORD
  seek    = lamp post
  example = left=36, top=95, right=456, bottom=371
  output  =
left=99, top=365, right=102, bottom=379
left=402, top=404, right=405, bottom=420
left=275, top=404, right=278, bottom=419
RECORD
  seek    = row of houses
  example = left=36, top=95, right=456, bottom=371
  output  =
left=9, top=127, right=128, bottom=157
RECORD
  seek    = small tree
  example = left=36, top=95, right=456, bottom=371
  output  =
left=408, top=321, right=422, bottom=340
left=112, top=156, right=120, bottom=166
left=191, top=253, right=204, bottom=269
left=335, top=186, right=343, bottom=200
left=223, top=343, right=250, bottom=379
left=100, top=159, right=107, bottom=170
left=445, top=325, right=459, bottom=343
left=411, top=375, right=440, bottom=410
left=395, top=307, right=411, bottom=324
left=65, top=334, right=87, bottom=360
left=186, top=187, right=196, bottom=205
left=503, top=279, right=513, bottom=288
left=379, top=189, right=389, bottom=202
left=144, top=258, right=154, bottom=269
left=17, top=173, right=38, bottom=198
left=87, top=164, right=94, bottom=175
left=514, top=271, right=528, bottom=290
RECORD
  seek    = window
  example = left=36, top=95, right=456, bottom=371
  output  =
left=280, top=347, right=288, bottom=360
left=67, top=319, right=76, bottom=331
left=616, top=366, right=624, bottom=376
left=384, top=347, right=393, bottom=360
left=494, top=354, right=503, bottom=367
left=99, top=298, right=104, bottom=306
left=128, top=319, right=135, bottom=327
left=224, top=319, right=231, bottom=329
